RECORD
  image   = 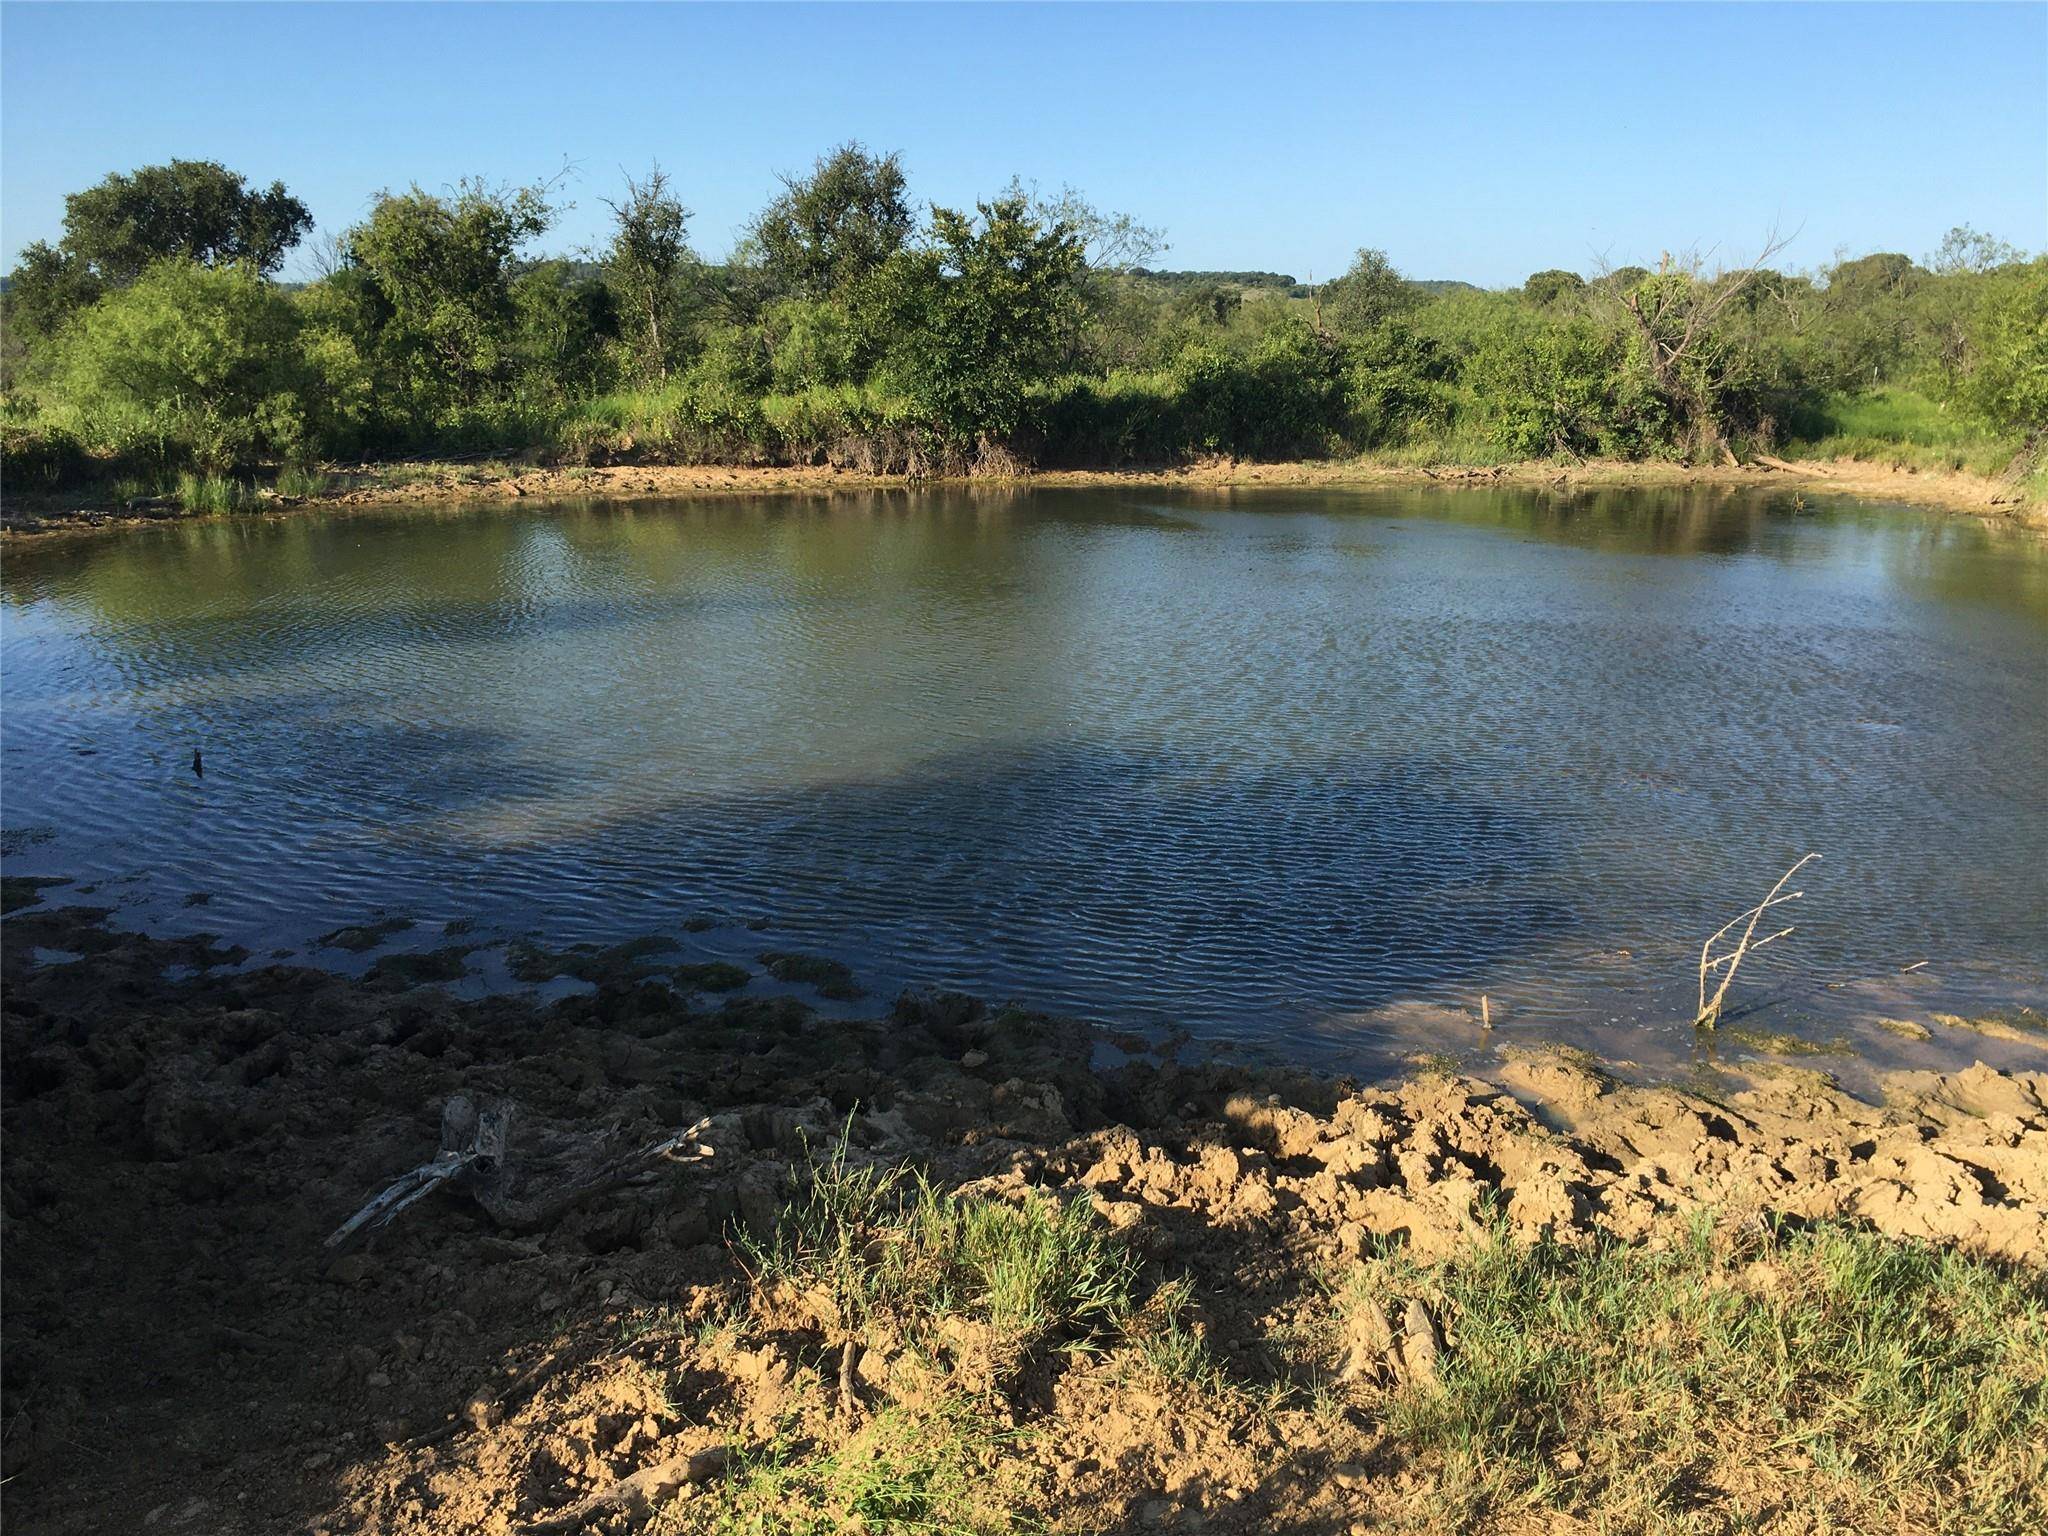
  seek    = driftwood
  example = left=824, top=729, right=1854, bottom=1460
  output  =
left=326, top=1095, right=715, bottom=1252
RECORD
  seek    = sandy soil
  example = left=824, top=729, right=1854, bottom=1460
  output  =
left=4, top=453, right=2042, bottom=541
left=4, top=889, right=2044, bottom=1534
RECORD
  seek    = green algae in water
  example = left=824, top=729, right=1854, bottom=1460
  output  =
left=316, top=917, right=414, bottom=953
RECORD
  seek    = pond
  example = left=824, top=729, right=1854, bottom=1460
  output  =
left=4, top=484, right=2044, bottom=1078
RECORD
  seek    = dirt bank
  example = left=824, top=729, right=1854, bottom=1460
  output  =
left=4, top=892, right=2045, bottom=1534
left=4, top=452, right=2041, bottom=541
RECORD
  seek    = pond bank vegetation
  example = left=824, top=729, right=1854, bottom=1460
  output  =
left=4, top=153, right=2043, bottom=533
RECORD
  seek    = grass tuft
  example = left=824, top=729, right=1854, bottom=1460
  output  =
left=275, top=462, right=330, bottom=499
left=739, top=1130, right=1142, bottom=1371
left=1128, top=1273, right=1229, bottom=1391
left=174, top=471, right=247, bottom=514
left=669, top=1402, right=1019, bottom=1535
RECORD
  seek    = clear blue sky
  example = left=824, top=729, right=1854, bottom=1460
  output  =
left=3, top=2, right=2043, bottom=286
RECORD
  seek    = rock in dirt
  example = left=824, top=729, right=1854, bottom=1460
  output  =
left=1399, top=1298, right=1446, bottom=1386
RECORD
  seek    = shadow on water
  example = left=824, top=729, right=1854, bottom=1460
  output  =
left=21, top=727, right=1570, bottom=1068
left=564, top=740, right=1571, bottom=1035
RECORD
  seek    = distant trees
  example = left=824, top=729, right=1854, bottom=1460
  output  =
left=2, top=150, right=2040, bottom=487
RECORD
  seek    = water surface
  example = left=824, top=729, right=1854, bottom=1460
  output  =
left=5, top=485, right=2044, bottom=1077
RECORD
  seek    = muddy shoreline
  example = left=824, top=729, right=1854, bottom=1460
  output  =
left=4, top=453, right=2042, bottom=542
left=4, top=888, right=2045, bottom=1533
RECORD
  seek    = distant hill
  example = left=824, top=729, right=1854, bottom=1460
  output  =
left=1128, top=270, right=1487, bottom=298
left=1129, top=268, right=1301, bottom=290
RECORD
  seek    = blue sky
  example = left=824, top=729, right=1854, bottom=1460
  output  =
left=3, top=2, right=2043, bottom=287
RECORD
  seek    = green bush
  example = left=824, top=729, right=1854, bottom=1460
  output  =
left=1169, top=321, right=1351, bottom=459
left=52, top=260, right=312, bottom=470
left=1965, top=258, right=2048, bottom=437
left=1025, top=370, right=1183, bottom=466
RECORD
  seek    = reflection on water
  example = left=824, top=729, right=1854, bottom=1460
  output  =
left=4, top=485, right=2045, bottom=1075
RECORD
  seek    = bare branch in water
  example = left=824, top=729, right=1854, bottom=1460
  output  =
left=1695, top=853, right=1819, bottom=1029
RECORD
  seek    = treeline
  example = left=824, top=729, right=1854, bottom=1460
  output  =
left=2, top=149, right=2042, bottom=496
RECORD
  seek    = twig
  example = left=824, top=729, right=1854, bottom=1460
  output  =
left=1695, top=854, right=1819, bottom=1028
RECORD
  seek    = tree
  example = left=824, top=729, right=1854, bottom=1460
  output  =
left=3, top=159, right=312, bottom=346
left=1006, top=181, right=1165, bottom=371
left=751, top=143, right=913, bottom=303
left=2, top=241, right=103, bottom=351
left=62, top=160, right=312, bottom=282
left=511, top=261, right=619, bottom=400
left=1321, top=249, right=1420, bottom=336
left=1825, top=251, right=1923, bottom=301
left=1012, top=183, right=1164, bottom=276
left=603, top=166, right=693, bottom=381
left=878, top=195, right=1087, bottom=441
left=1522, top=269, right=1586, bottom=308
left=52, top=261, right=312, bottom=469
left=1929, top=225, right=2025, bottom=277
left=1598, top=235, right=1794, bottom=461
left=341, top=179, right=556, bottom=418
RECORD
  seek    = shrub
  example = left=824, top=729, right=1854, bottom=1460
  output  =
left=53, top=260, right=311, bottom=470
left=0, top=420, right=91, bottom=490
left=1965, top=257, right=2048, bottom=437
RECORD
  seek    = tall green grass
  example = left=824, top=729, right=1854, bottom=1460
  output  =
left=1788, top=387, right=2027, bottom=478
left=174, top=471, right=247, bottom=514
left=275, top=462, right=330, bottom=499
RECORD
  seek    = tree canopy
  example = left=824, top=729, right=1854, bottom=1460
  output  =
left=5, top=159, right=312, bottom=345
left=749, top=143, right=913, bottom=304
